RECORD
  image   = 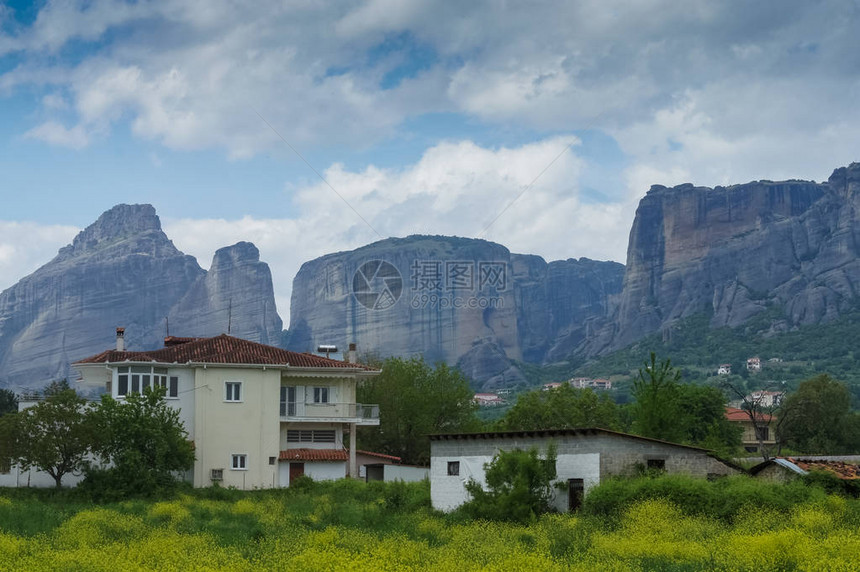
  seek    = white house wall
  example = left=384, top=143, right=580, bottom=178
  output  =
left=305, top=461, right=347, bottom=482
left=429, top=451, right=599, bottom=512
left=192, top=366, right=281, bottom=489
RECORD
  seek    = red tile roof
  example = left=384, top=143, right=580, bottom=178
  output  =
left=791, top=458, right=860, bottom=480
left=73, top=334, right=378, bottom=371
left=356, top=450, right=402, bottom=463
left=280, top=448, right=349, bottom=461
left=725, top=407, right=774, bottom=422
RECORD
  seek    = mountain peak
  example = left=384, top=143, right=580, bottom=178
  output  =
left=55, top=204, right=171, bottom=261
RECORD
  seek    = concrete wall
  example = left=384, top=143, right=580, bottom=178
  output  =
left=0, top=466, right=86, bottom=488
left=278, top=460, right=346, bottom=486
left=383, top=465, right=429, bottom=483
left=430, top=432, right=738, bottom=512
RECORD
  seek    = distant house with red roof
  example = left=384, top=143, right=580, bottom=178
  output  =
left=725, top=407, right=776, bottom=453
left=69, top=329, right=381, bottom=489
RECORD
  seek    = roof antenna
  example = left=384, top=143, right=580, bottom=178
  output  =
left=227, top=298, right=233, bottom=335
left=165, top=316, right=170, bottom=338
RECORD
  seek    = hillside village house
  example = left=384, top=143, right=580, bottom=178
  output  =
left=746, top=357, right=762, bottom=372
left=717, top=364, right=732, bottom=375
left=746, top=390, right=785, bottom=408
left=725, top=407, right=776, bottom=453
left=3, top=330, right=381, bottom=489
left=429, top=428, right=740, bottom=512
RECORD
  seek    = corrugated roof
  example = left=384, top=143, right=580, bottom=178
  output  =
left=73, top=334, right=378, bottom=371
left=280, top=448, right=349, bottom=461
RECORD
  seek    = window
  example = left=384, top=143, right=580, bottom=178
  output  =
left=225, top=381, right=242, bottom=402
left=116, top=366, right=171, bottom=397
left=647, top=459, right=666, bottom=471
left=210, top=468, right=224, bottom=481
left=168, top=376, right=179, bottom=398
left=447, top=461, right=460, bottom=476
left=231, top=454, right=247, bottom=470
left=755, top=426, right=770, bottom=441
left=269, top=456, right=277, bottom=466
left=287, top=430, right=336, bottom=443
left=313, top=386, right=330, bottom=404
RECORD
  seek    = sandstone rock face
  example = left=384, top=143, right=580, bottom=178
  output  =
left=0, top=205, right=282, bottom=391
left=168, top=242, right=283, bottom=345
left=586, top=163, right=860, bottom=354
left=287, top=235, right=624, bottom=388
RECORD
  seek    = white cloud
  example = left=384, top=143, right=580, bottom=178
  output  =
left=0, top=222, right=80, bottom=292
left=23, top=121, right=90, bottom=149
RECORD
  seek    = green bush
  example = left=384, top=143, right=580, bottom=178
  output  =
left=582, top=473, right=828, bottom=523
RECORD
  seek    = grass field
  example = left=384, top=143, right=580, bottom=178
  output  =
left=2, top=476, right=860, bottom=571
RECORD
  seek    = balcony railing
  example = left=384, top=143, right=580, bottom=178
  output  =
left=280, top=401, right=379, bottom=421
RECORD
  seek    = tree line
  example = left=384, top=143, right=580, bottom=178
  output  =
left=0, top=382, right=193, bottom=496
left=356, top=354, right=860, bottom=465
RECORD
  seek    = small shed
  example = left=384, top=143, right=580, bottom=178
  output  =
left=429, top=428, right=739, bottom=512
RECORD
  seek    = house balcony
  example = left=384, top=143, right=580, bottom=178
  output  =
left=280, top=402, right=380, bottom=425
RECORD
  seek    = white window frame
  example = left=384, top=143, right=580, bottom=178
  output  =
left=116, top=366, right=171, bottom=398
left=231, top=454, right=247, bottom=471
left=313, top=386, right=330, bottom=404
left=224, top=381, right=243, bottom=402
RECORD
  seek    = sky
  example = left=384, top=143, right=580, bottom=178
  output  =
left=1, top=0, right=859, bottom=319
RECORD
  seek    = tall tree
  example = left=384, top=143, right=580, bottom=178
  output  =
left=11, top=389, right=94, bottom=488
left=498, top=385, right=619, bottom=431
left=632, top=353, right=740, bottom=453
left=357, top=357, right=479, bottom=465
left=779, top=374, right=860, bottom=454
left=0, top=389, right=18, bottom=417
left=87, top=386, right=195, bottom=496
left=631, top=353, right=684, bottom=442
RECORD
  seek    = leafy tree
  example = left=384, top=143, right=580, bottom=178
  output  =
left=0, top=388, right=17, bottom=416
left=463, top=444, right=558, bottom=523
left=9, top=389, right=94, bottom=488
left=676, top=384, right=742, bottom=457
left=631, top=353, right=740, bottom=453
left=85, top=386, right=194, bottom=497
left=779, top=374, right=860, bottom=454
left=43, top=379, right=71, bottom=397
left=357, top=357, right=480, bottom=465
left=631, top=353, right=684, bottom=442
left=498, top=385, right=619, bottom=431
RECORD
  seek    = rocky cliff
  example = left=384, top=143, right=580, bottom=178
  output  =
left=0, top=204, right=282, bottom=391
left=169, top=242, right=282, bottom=345
left=287, top=235, right=624, bottom=389
left=584, top=162, right=860, bottom=355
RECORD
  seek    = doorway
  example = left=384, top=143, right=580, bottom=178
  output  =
left=568, top=478, right=584, bottom=512
left=289, top=462, right=305, bottom=484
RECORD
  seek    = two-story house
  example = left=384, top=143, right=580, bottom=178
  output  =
left=73, top=329, right=380, bottom=489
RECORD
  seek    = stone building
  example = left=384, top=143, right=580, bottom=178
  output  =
left=429, top=428, right=740, bottom=512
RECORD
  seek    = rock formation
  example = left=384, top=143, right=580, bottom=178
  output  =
left=584, top=162, right=860, bottom=355
left=169, top=242, right=282, bottom=345
left=0, top=204, right=282, bottom=391
left=287, top=235, right=624, bottom=388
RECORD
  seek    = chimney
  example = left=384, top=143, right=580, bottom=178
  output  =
left=347, top=342, right=357, bottom=364
left=116, top=327, right=125, bottom=351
